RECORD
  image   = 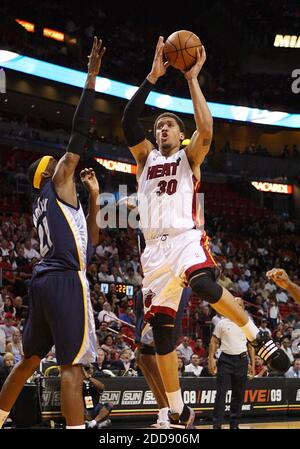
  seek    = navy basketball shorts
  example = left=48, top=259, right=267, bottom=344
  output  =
left=23, top=270, right=97, bottom=365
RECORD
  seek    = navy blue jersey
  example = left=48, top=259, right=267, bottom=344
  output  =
left=32, top=180, right=93, bottom=274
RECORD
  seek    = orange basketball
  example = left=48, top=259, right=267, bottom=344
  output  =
left=164, top=30, right=202, bottom=71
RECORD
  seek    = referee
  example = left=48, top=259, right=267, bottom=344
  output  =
left=208, top=297, right=255, bottom=429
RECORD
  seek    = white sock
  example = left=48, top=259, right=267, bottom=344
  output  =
left=241, top=319, right=260, bottom=342
left=0, top=410, right=10, bottom=428
left=166, top=390, right=184, bottom=415
left=158, top=407, right=169, bottom=422
left=66, top=424, right=85, bottom=429
left=88, top=419, right=97, bottom=428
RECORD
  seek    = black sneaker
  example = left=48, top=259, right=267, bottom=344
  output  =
left=251, top=331, right=290, bottom=373
left=169, top=405, right=195, bottom=429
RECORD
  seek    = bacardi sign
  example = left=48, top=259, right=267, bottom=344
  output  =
left=251, top=181, right=293, bottom=194
left=95, top=157, right=137, bottom=174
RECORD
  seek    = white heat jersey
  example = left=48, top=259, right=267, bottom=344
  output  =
left=137, top=148, right=201, bottom=240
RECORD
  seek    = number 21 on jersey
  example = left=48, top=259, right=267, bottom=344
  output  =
left=37, top=216, right=52, bottom=256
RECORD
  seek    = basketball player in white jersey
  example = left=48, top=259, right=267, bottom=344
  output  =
left=122, top=36, right=289, bottom=427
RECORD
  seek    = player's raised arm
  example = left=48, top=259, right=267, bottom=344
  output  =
left=183, top=46, right=213, bottom=178
left=53, top=37, right=106, bottom=193
left=266, top=268, right=300, bottom=305
left=121, top=36, right=170, bottom=177
left=80, top=168, right=100, bottom=246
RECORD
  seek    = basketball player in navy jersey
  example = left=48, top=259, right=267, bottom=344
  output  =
left=122, top=36, right=289, bottom=427
left=0, top=37, right=105, bottom=429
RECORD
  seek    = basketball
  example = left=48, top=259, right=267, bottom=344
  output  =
left=164, top=30, right=202, bottom=71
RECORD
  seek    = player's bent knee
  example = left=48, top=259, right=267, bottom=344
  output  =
left=189, top=269, right=223, bottom=304
left=151, top=313, right=175, bottom=356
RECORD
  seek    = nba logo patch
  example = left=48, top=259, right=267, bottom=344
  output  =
left=144, top=290, right=156, bottom=308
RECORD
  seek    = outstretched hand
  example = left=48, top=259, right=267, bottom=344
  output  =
left=266, top=268, right=291, bottom=290
left=80, top=168, right=99, bottom=194
left=147, top=36, right=170, bottom=84
left=88, top=36, right=106, bottom=77
left=183, top=45, right=206, bottom=80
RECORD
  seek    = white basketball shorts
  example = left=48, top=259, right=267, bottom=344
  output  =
left=141, top=229, right=217, bottom=321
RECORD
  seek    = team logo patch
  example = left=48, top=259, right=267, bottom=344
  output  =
left=144, top=290, right=156, bottom=308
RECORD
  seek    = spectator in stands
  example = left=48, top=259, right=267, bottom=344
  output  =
left=13, top=296, right=27, bottom=321
left=109, top=294, right=120, bottom=317
left=291, top=333, right=300, bottom=357
left=95, top=241, right=107, bottom=259
left=110, top=267, right=123, bottom=283
left=265, top=279, right=277, bottom=294
left=98, top=302, right=119, bottom=330
left=258, top=318, right=272, bottom=339
left=96, top=321, right=110, bottom=344
left=281, top=338, right=294, bottom=365
left=119, top=307, right=136, bottom=326
left=0, top=313, right=18, bottom=344
left=218, top=272, right=234, bottom=291
left=114, top=333, right=129, bottom=352
left=254, top=356, right=269, bottom=377
left=93, top=348, right=111, bottom=376
left=15, top=246, right=28, bottom=268
left=268, top=298, right=281, bottom=331
left=176, top=337, right=194, bottom=365
left=98, top=263, right=114, bottom=282
left=6, top=330, right=23, bottom=363
left=104, top=239, right=118, bottom=257
left=22, top=239, right=40, bottom=261
left=124, top=266, right=141, bottom=287
left=0, top=353, right=14, bottom=389
left=2, top=296, right=16, bottom=318
left=237, top=274, right=250, bottom=293
left=284, top=358, right=300, bottom=378
left=87, top=263, right=99, bottom=286
left=93, top=283, right=105, bottom=299
left=195, top=305, right=213, bottom=342
left=0, top=240, right=11, bottom=257
left=283, top=325, right=294, bottom=341
left=100, top=334, right=119, bottom=361
left=177, top=356, right=185, bottom=378
left=192, top=338, right=207, bottom=359
left=274, top=328, right=284, bottom=344
left=276, top=288, right=289, bottom=304
left=184, top=354, right=205, bottom=377
left=111, top=348, right=135, bottom=374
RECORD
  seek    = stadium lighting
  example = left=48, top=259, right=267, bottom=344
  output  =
left=0, top=50, right=299, bottom=129
left=15, top=19, right=35, bottom=33
left=43, top=28, right=64, bottom=42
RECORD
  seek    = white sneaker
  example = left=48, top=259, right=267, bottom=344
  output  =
left=151, top=420, right=170, bottom=429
